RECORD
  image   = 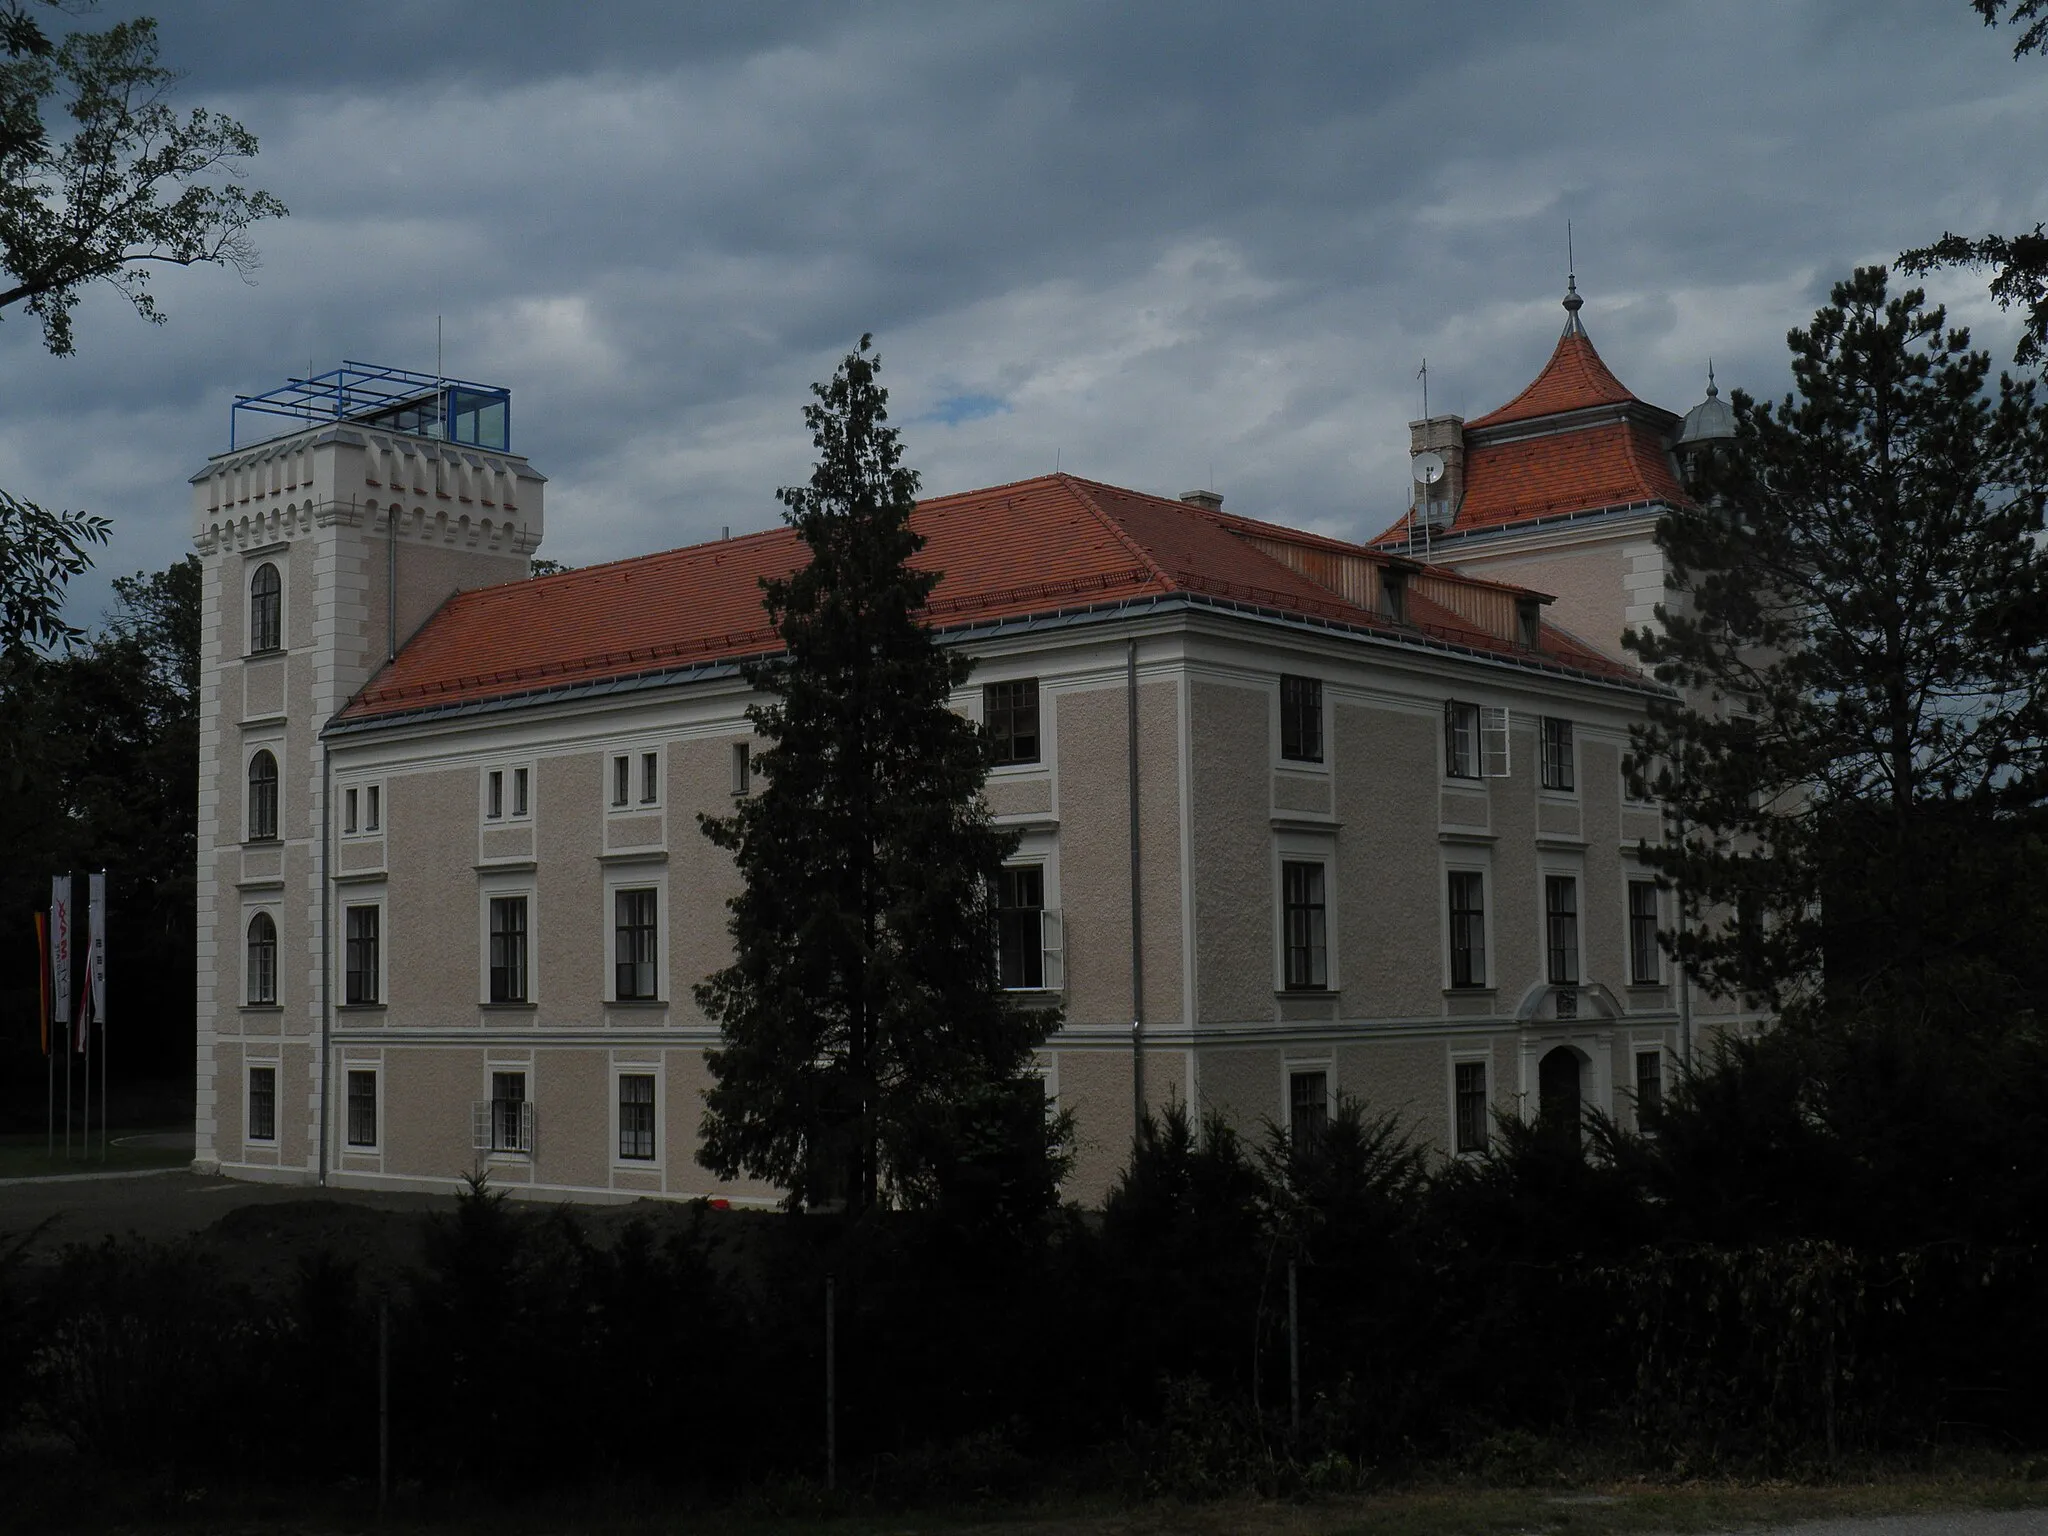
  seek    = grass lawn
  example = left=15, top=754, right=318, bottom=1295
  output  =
left=0, top=1127, right=189, bottom=1180
left=20, top=1469, right=2046, bottom=1535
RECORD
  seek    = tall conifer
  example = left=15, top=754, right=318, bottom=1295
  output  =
left=1627, top=268, right=2048, bottom=1020
left=696, top=337, right=1057, bottom=1212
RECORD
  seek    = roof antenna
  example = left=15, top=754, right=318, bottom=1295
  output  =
left=1561, top=221, right=1585, bottom=337
left=1055, top=446, right=1061, bottom=474
left=1417, top=357, right=1429, bottom=419
left=437, top=315, right=443, bottom=376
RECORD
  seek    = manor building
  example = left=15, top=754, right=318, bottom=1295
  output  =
left=192, top=294, right=1744, bottom=1204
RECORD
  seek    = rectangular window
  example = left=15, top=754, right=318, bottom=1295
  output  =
left=1541, top=717, right=1576, bottom=791
left=486, top=770, right=504, bottom=819
left=995, top=865, right=1046, bottom=990
left=1635, top=1050, right=1664, bottom=1122
left=611, top=754, right=629, bottom=807
left=1454, top=1060, right=1488, bottom=1154
left=512, top=767, right=529, bottom=818
left=640, top=751, right=658, bottom=804
left=343, top=787, right=359, bottom=834
left=488, top=896, right=529, bottom=1003
left=344, top=905, right=380, bottom=1005
left=1448, top=871, right=1487, bottom=988
left=365, top=785, right=381, bottom=832
left=986, top=679, right=1040, bottom=766
left=1280, top=675, right=1323, bottom=763
left=618, top=1073, right=656, bottom=1161
left=1444, top=701, right=1481, bottom=779
left=248, top=1065, right=276, bottom=1143
left=614, top=888, right=658, bottom=1000
left=1281, top=861, right=1328, bottom=990
left=1628, top=880, right=1661, bottom=984
left=346, top=1070, right=377, bottom=1149
left=491, top=1071, right=527, bottom=1153
left=1545, top=876, right=1580, bottom=986
left=1289, top=1069, right=1329, bottom=1149
left=731, top=742, right=751, bottom=796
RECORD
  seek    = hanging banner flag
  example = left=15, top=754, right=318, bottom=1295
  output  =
left=34, top=910, right=50, bottom=1057
left=49, top=874, right=71, bottom=1033
left=88, top=872, right=106, bottom=1027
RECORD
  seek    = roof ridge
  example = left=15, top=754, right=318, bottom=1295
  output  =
left=1055, top=474, right=1182, bottom=593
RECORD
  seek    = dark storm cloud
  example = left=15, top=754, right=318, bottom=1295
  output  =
left=4, top=1, right=2043, bottom=616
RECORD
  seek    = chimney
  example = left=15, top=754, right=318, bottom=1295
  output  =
left=1408, top=415, right=1466, bottom=529
left=1179, top=489, right=1224, bottom=513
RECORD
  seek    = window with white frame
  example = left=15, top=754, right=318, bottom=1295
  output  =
left=487, top=1070, right=529, bottom=1153
left=618, top=1072, right=656, bottom=1161
left=1280, top=675, right=1323, bottom=763
left=1454, top=1059, right=1489, bottom=1153
left=1540, top=717, right=1576, bottom=791
left=996, top=865, right=1048, bottom=990
left=247, top=1064, right=277, bottom=1143
left=512, top=766, right=529, bottom=817
left=1545, top=875, right=1580, bottom=986
left=345, top=1069, right=378, bottom=1149
left=247, top=750, right=279, bottom=840
left=1444, top=701, right=1481, bottom=779
left=344, top=904, right=380, bottom=1005
left=488, top=895, right=529, bottom=1003
left=246, top=912, right=277, bottom=1005
left=1634, top=1050, right=1664, bottom=1123
left=1288, top=1068, right=1329, bottom=1149
left=249, top=561, right=282, bottom=653
left=614, top=888, right=658, bottom=1000
left=1628, top=879, right=1661, bottom=984
left=1281, top=860, right=1328, bottom=990
left=485, top=769, right=504, bottom=820
left=610, top=753, right=630, bottom=807
left=986, top=679, right=1040, bottom=765
left=639, top=750, right=659, bottom=805
left=1447, top=870, right=1486, bottom=988
left=365, top=783, right=381, bottom=832
left=343, top=787, right=359, bottom=835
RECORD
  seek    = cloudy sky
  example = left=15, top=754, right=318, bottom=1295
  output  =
left=7, top=0, right=2047, bottom=623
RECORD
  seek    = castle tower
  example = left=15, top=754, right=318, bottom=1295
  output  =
left=189, top=366, right=546, bottom=1178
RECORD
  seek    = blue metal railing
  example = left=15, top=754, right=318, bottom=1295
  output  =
left=231, top=361, right=511, bottom=452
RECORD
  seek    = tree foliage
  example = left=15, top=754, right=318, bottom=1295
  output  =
left=695, top=337, right=1059, bottom=1213
left=1899, top=2, right=2048, bottom=364
left=1625, top=268, right=2048, bottom=1019
left=0, top=2, right=286, bottom=356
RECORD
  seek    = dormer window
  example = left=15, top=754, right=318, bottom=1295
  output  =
left=1517, top=598, right=1542, bottom=649
left=1381, top=569, right=1407, bottom=623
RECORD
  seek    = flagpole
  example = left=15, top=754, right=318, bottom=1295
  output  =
left=96, top=871, right=108, bottom=1164
left=38, top=910, right=52, bottom=1159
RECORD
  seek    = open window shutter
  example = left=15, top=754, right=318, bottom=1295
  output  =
left=519, top=1100, right=536, bottom=1154
left=1482, top=706, right=1512, bottom=778
left=470, top=1100, right=491, bottom=1151
left=1041, top=908, right=1064, bottom=991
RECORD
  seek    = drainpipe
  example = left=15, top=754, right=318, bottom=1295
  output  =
left=1674, top=809, right=1694, bottom=1071
left=318, top=741, right=333, bottom=1185
left=1127, top=638, right=1145, bottom=1136
left=384, top=496, right=396, bottom=663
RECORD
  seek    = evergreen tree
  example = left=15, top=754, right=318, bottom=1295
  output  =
left=696, top=337, right=1058, bottom=1212
left=1626, top=268, right=2048, bottom=1020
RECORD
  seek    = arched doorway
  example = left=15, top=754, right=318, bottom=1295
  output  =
left=1538, top=1046, right=1583, bottom=1147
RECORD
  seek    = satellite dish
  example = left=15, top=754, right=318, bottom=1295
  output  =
left=1412, top=450, right=1446, bottom=486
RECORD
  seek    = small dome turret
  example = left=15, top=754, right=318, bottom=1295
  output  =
left=1673, top=363, right=1735, bottom=450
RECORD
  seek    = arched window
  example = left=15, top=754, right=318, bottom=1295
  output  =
left=250, top=562, right=282, bottom=652
left=1538, top=1046, right=1583, bottom=1148
left=248, top=750, right=279, bottom=840
left=247, top=912, right=277, bottom=1005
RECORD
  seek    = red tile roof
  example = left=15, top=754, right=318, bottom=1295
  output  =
left=1467, top=329, right=1638, bottom=428
left=1370, top=322, right=1690, bottom=549
left=338, top=473, right=1643, bottom=723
